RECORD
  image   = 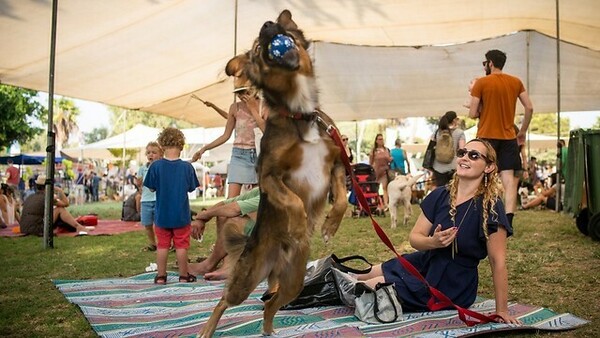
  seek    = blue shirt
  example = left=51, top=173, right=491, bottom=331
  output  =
left=143, top=159, right=199, bottom=228
left=137, top=164, right=156, bottom=202
left=390, top=148, right=406, bottom=174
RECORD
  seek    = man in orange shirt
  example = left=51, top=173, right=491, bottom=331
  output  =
left=469, top=49, right=533, bottom=227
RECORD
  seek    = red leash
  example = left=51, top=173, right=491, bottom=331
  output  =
left=327, top=128, right=500, bottom=326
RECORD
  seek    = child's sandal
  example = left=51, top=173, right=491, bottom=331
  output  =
left=179, top=273, right=197, bottom=283
left=154, top=274, right=167, bottom=285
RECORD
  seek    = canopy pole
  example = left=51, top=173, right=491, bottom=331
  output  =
left=555, top=0, right=562, bottom=212
left=43, top=0, right=59, bottom=249
left=122, top=110, right=127, bottom=201
left=355, top=120, right=359, bottom=161
left=525, top=31, right=531, bottom=161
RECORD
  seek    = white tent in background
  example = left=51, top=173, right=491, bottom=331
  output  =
left=61, top=124, right=160, bottom=160
left=0, top=1, right=598, bottom=127
left=62, top=124, right=235, bottom=162
left=209, top=160, right=229, bottom=175
left=81, top=124, right=160, bottom=149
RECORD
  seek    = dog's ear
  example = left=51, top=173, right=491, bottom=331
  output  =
left=277, top=9, right=309, bottom=49
left=277, top=10, right=297, bottom=31
left=225, top=54, right=248, bottom=77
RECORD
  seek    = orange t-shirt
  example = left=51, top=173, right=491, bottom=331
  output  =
left=471, top=73, right=525, bottom=140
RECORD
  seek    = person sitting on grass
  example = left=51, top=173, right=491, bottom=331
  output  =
left=144, top=127, right=200, bottom=285
left=121, top=185, right=141, bottom=222
left=189, top=187, right=259, bottom=280
left=0, top=183, right=20, bottom=228
left=521, top=174, right=564, bottom=211
left=354, top=139, right=521, bottom=325
left=19, top=175, right=91, bottom=236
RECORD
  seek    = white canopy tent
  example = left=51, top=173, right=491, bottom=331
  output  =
left=62, top=124, right=234, bottom=162
left=1, top=0, right=599, bottom=127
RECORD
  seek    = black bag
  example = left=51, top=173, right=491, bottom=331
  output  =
left=422, top=138, right=436, bottom=170
left=281, top=254, right=372, bottom=310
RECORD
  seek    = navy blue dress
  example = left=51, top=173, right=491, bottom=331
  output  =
left=382, top=186, right=511, bottom=312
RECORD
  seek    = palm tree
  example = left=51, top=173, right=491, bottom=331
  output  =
left=53, top=98, right=80, bottom=149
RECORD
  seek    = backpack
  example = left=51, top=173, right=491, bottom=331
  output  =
left=435, top=129, right=454, bottom=163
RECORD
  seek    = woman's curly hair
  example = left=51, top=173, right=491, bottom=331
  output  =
left=157, top=127, right=185, bottom=150
left=447, top=139, right=502, bottom=239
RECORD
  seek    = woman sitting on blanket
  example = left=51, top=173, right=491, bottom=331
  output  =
left=356, top=139, right=522, bottom=325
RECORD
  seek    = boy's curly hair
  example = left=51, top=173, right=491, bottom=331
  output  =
left=157, top=127, right=185, bottom=150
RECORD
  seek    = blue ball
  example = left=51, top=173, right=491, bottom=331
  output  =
left=268, top=34, right=296, bottom=62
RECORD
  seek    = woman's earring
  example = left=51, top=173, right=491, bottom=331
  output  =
left=484, top=174, right=488, bottom=187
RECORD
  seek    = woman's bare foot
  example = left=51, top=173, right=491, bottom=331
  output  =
left=204, top=265, right=229, bottom=281
left=188, top=258, right=219, bottom=276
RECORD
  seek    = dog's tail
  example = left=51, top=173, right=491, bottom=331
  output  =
left=223, top=221, right=247, bottom=262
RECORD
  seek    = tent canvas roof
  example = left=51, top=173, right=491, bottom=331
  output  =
left=1, top=0, right=599, bottom=127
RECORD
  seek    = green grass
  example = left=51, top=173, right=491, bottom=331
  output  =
left=1, top=201, right=598, bottom=337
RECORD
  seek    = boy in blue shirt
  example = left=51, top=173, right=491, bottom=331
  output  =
left=144, top=127, right=200, bottom=284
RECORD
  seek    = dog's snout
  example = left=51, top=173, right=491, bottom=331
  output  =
left=259, top=21, right=285, bottom=42
left=262, top=21, right=275, bottom=30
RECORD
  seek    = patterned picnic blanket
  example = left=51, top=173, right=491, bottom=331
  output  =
left=53, top=272, right=588, bottom=337
left=1, top=220, right=142, bottom=237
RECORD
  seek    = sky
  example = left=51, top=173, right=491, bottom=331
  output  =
left=74, top=99, right=111, bottom=133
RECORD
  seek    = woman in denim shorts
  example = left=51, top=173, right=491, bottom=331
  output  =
left=191, top=87, right=268, bottom=198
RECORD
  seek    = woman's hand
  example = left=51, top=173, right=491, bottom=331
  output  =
left=242, top=95, right=260, bottom=115
left=495, top=311, right=522, bottom=325
left=191, top=149, right=204, bottom=162
left=431, top=224, right=458, bottom=248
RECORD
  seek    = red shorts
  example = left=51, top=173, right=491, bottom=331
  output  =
left=154, top=225, right=191, bottom=249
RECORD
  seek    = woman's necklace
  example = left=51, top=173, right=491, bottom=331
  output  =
left=452, top=198, right=474, bottom=259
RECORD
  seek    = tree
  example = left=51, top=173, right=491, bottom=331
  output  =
left=0, top=84, right=46, bottom=152
left=53, top=98, right=80, bottom=148
left=526, top=113, right=569, bottom=137
left=83, top=127, right=109, bottom=144
left=594, top=116, right=600, bottom=129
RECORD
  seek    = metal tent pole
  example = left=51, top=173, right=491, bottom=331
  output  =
left=43, top=0, right=59, bottom=249
left=555, top=0, right=562, bottom=212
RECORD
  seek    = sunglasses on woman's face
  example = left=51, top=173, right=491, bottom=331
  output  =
left=456, top=148, right=489, bottom=162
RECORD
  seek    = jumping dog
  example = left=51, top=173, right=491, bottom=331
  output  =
left=198, top=10, right=347, bottom=337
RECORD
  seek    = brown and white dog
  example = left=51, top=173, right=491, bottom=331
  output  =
left=198, top=10, right=347, bottom=337
left=387, top=173, right=424, bottom=228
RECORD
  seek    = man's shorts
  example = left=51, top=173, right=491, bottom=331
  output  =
left=481, top=138, right=521, bottom=172
left=154, top=225, right=191, bottom=249
left=140, top=201, right=155, bottom=227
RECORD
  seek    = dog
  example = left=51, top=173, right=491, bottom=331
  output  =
left=198, top=10, right=348, bottom=337
left=387, top=173, right=424, bottom=228
left=204, top=186, right=218, bottom=199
